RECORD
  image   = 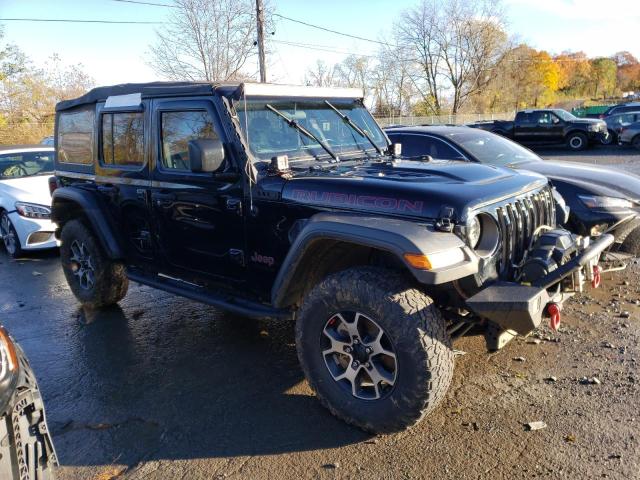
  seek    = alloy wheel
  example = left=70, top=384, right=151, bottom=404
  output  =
left=321, top=311, right=397, bottom=400
left=569, top=136, right=583, bottom=149
left=69, top=240, right=96, bottom=290
left=0, top=214, right=17, bottom=256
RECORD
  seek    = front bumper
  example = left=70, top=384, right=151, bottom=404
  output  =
left=8, top=212, right=59, bottom=251
left=588, top=130, right=608, bottom=142
left=0, top=344, right=57, bottom=479
left=466, top=233, right=614, bottom=336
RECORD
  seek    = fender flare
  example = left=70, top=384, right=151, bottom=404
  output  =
left=51, top=187, right=124, bottom=259
left=271, top=212, right=478, bottom=308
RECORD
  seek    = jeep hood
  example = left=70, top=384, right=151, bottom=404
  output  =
left=282, top=160, right=548, bottom=222
left=515, top=160, right=640, bottom=202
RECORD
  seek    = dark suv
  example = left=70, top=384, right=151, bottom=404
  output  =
left=51, top=82, right=612, bottom=433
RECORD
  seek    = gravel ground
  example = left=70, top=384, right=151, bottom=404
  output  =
left=1, top=147, right=639, bottom=480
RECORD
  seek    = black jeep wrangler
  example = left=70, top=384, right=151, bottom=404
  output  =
left=51, top=82, right=613, bottom=433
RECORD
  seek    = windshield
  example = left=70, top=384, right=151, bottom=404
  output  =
left=0, top=151, right=54, bottom=179
left=553, top=109, right=577, bottom=121
left=236, top=99, right=387, bottom=162
left=447, top=130, right=541, bottom=166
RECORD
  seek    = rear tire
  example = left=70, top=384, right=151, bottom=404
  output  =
left=567, top=132, right=588, bottom=151
left=296, top=266, right=454, bottom=433
left=633, top=135, right=640, bottom=151
left=60, top=219, right=128, bottom=308
left=0, top=211, right=22, bottom=259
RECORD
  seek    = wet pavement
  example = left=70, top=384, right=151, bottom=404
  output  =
left=0, top=146, right=639, bottom=479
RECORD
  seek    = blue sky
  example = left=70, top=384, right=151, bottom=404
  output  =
left=1, top=0, right=639, bottom=86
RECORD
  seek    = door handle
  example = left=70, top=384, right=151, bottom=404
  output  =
left=97, top=184, right=117, bottom=195
left=152, top=192, right=176, bottom=206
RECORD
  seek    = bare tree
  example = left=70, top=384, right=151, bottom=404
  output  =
left=148, top=0, right=260, bottom=81
left=304, top=60, right=337, bottom=87
left=396, top=0, right=508, bottom=114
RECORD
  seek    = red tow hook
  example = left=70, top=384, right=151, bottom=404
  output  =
left=591, top=265, right=602, bottom=289
left=547, top=303, right=561, bottom=331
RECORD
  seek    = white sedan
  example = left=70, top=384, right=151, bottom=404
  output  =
left=0, top=145, right=59, bottom=258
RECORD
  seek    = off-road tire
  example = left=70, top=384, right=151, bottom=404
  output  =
left=567, top=132, right=588, bottom=151
left=296, top=266, right=454, bottom=433
left=632, top=135, right=640, bottom=151
left=620, top=225, right=640, bottom=257
left=60, top=219, right=128, bottom=308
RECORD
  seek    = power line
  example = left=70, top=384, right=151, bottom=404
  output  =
left=272, top=40, right=376, bottom=58
left=110, top=0, right=176, bottom=6
left=272, top=13, right=392, bottom=47
left=0, top=18, right=162, bottom=24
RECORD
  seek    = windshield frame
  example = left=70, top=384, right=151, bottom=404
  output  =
left=0, top=150, right=55, bottom=180
left=233, top=97, right=389, bottom=164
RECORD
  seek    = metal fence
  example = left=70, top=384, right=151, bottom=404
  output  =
left=0, top=122, right=53, bottom=146
left=374, top=112, right=515, bottom=127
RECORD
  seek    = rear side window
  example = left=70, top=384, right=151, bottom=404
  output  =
left=160, top=110, right=217, bottom=171
left=101, top=112, right=144, bottom=167
left=57, top=107, right=95, bottom=164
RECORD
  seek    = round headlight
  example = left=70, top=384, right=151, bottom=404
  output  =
left=467, top=216, right=482, bottom=249
left=467, top=214, right=500, bottom=257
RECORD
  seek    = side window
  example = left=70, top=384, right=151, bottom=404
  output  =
left=433, top=140, right=465, bottom=160
left=388, top=135, right=424, bottom=158
left=101, top=112, right=144, bottom=167
left=535, top=112, right=551, bottom=124
left=57, top=107, right=95, bottom=164
left=517, top=113, right=531, bottom=123
left=160, top=110, right=217, bottom=171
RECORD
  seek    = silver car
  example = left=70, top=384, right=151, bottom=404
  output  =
left=618, top=122, right=640, bottom=150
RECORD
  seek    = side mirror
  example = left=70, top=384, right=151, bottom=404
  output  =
left=391, top=143, right=402, bottom=158
left=188, top=138, right=225, bottom=173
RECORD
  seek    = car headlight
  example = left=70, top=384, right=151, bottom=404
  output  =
left=14, top=202, right=51, bottom=219
left=467, top=215, right=482, bottom=249
left=587, top=124, right=600, bottom=131
left=0, top=326, right=20, bottom=413
left=578, top=195, right=634, bottom=211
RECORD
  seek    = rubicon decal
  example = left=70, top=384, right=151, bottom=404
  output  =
left=291, top=189, right=424, bottom=213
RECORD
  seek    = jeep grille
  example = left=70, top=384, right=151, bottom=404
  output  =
left=495, top=187, right=556, bottom=277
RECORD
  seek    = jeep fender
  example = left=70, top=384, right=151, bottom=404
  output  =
left=51, top=187, right=124, bottom=259
left=271, top=212, right=479, bottom=308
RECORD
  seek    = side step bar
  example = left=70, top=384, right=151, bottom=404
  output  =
left=127, top=270, right=293, bottom=321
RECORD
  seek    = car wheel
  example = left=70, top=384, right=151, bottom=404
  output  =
left=60, top=219, right=129, bottom=308
left=600, top=130, right=615, bottom=145
left=633, top=135, right=640, bottom=151
left=296, top=266, right=454, bottom=433
left=620, top=225, right=640, bottom=257
left=0, top=211, right=23, bottom=259
left=567, top=132, right=588, bottom=151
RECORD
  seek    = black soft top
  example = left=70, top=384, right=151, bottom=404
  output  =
left=56, top=81, right=241, bottom=111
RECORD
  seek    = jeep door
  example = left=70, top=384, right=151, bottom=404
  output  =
left=150, top=98, right=245, bottom=286
left=95, top=102, right=155, bottom=269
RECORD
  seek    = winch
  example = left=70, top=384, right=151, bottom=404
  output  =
left=519, top=229, right=579, bottom=285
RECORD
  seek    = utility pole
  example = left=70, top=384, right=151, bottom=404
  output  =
left=256, top=0, right=267, bottom=83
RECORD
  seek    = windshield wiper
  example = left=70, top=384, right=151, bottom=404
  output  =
left=324, top=100, right=384, bottom=155
left=265, top=104, right=340, bottom=162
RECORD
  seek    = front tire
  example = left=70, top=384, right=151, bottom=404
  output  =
left=60, top=219, right=129, bottom=308
left=633, top=135, right=640, bottom=151
left=620, top=225, right=640, bottom=257
left=567, top=132, right=588, bottom=151
left=600, top=130, right=615, bottom=145
left=0, top=211, right=23, bottom=259
left=296, top=266, right=454, bottom=433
